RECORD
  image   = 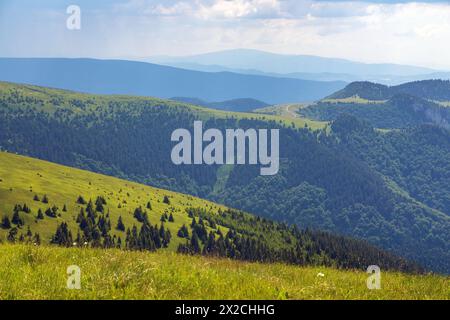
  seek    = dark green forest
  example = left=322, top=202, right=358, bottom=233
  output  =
left=328, top=79, right=450, bottom=101
left=300, top=94, right=450, bottom=129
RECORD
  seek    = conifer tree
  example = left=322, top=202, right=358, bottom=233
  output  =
left=45, top=207, right=56, bottom=218
left=1, top=216, right=11, bottom=229
left=177, top=224, right=189, bottom=238
left=26, top=226, right=33, bottom=239
left=95, top=196, right=105, bottom=213
left=76, top=195, right=87, bottom=205
left=116, top=215, right=125, bottom=231
left=12, top=210, right=23, bottom=226
left=163, top=195, right=170, bottom=205
left=51, top=222, right=73, bottom=247
left=7, top=227, right=18, bottom=242
left=37, top=209, right=44, bottom=220
left=33, top=233, right=41, bottom=245
left=22, top=203, right=31, bottom=213
left=190, top=232, right=201, bottom=254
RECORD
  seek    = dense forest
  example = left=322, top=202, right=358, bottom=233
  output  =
left=0, top=82, right=449, bottom=273
left=328, top=79, right=450, bottom=101
left=300, top=94, right=450, bottom=129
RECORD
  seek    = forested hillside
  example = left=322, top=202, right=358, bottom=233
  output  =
left=0, top=58, right=345, bottom=104
left=0, top=82, right=449, bottom=273
left=0, top=152, right=419, bottom=272
left=327, top=80, right=450, bottom=101
left=170, top=97, right=270, bottom=112
left=300, top=80, right=450, bottom=129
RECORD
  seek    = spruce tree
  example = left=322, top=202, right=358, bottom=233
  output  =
left=26, top=226, right=33, bottom=239
left=7, top=227, right=18, bottom=242
left=116, top=216, right=125, bottom=231
left=1, top=216, right=11, bottom=229
left=177, top=224, right=189, bottom=238
left=22, top=203, right=31, bottom=213
left=37, top=209, right=44, bottom=220
left=33, top=233, right=41, bottom=245
left=163, top=195, right=170, bottom=205
left=190, top=232, right=201, bottom=254
left=76, top=195, right=87, bottom=205
left=51, top=222, right=73, bottom=247
left=11, top=210, right=23, bottom=226
left=95, top=196, right=105, bottom=213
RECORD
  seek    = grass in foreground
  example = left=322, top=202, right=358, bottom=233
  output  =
left=0, top=244, right=448, bottom=300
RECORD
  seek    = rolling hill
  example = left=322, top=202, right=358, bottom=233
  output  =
left=0, top=81, right=449, bottom=273
left=300, top=80, right=450, bottom=129
left=326, top=80, right=450, bottom=101
left=170, top=97, right=270, bottom=112
left=0, top=58, right=345, bottom=104
left=0, top=151, right=418, bottom=273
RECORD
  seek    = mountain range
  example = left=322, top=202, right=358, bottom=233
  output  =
left=0, top=58, right=345, bottom=105
left=148, top=49, right=450, bottom=85
left=300, top=80, right=450, bottom=129
left=0, top=81, right=448, bottom=273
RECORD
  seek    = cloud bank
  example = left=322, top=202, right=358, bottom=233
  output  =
left=1, top=0, right=450, bottom=69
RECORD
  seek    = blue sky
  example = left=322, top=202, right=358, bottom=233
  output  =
left=1, top=0, right=450, bottom=69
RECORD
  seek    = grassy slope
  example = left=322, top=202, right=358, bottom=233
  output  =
left=0, top=151, right=227, bottom=248
left=0, top=244, right=448, bottom=300
left=0, top=81, right=326, bottom=130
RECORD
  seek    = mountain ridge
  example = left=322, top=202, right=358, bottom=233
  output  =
left=0, top=58, right=345, bottom=104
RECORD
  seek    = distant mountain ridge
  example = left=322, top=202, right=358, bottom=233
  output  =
left=151, top=49, right=437, bottom=76
left=149, top=49, right=450, bottom=85
left=301, top=80, right=450, bottom=129
left=0, top=58, right=345, bottom=104
left=170, top=97, right=270, bottom=112
left=328, top=80, right=450, bottom=101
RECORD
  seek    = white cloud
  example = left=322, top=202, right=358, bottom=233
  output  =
left=2, top=0, right=450, bottom=69
left=196, top=0, right=283, bottom=19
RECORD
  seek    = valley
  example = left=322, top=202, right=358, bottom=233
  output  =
left=0, top=80, right=449, bottom=274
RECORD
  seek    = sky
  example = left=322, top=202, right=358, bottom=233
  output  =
left=1, top=0, right=450, bottom=69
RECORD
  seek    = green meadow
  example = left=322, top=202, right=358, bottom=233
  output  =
left=0, top=244, right=448, bottom=300
left=0, top=151, right=228, bottom=248
left=0, top=152, right=448, bottom=300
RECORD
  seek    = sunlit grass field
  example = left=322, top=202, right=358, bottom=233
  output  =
left=0, top=151, right=226, bottom=248
left=0, top=150, right=448, bottom=300
left=321, top=95, right=387, bottom=104
left=0, top=244, right=448, bottom=300
left=0, top=81, right=326, bottom=130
